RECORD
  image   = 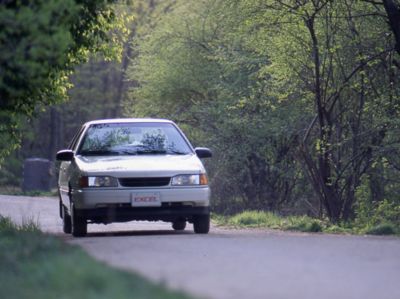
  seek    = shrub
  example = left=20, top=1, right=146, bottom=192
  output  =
left=229, top=211, right=281, bottom=228
left=307, top=221, right=323, bottom=232
left=286, top=216, right=323, bottom=232
left=366, top=223, right=397, bottom=236
left=355, top=198, right=400, bottom=233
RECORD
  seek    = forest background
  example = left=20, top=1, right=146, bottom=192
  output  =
left=1, top=0, right=400, bottom=233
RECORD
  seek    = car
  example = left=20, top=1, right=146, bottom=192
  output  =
left=56, top=118, right=212, bottom=237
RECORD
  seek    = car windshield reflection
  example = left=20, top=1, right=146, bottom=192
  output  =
left=78, top=122, right=192, bottom=156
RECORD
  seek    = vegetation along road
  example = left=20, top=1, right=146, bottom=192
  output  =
left=1, top=195, right=399, bottom=299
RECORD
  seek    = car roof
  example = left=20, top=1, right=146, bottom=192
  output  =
left=83, top=118, right=174, bottom=126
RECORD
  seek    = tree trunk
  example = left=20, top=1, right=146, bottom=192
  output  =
left=383, top=0, right=400, bottom=56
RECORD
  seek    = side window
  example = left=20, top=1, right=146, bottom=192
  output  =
left=68, top=126, right=86, bottom=151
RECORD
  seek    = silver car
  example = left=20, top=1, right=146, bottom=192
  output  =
left=56, top=118, right=212, bottom=237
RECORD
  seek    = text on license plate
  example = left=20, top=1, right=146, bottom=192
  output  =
left=131, top=192, right=161, bottom=207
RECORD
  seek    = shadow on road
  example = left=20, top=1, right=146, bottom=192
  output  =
left=84, top=229, right=194, bottom=238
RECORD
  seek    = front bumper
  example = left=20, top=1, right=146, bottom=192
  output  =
left=71, top=186, right=210, bottom=209
left=76, top=205, right=210, bottom=224
left=70, top=186, right=210, bottom=223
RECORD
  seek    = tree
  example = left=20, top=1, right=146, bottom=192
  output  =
left=126, top=0, right=400, bottom=221
left=0, top=0, right=121, bottom=162
left=125, top=0, right=309, bottom=214
left=236, top=0, right=400, bottom=221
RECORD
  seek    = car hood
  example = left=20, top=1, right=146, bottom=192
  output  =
left=74, top=154, right=206, bottom=177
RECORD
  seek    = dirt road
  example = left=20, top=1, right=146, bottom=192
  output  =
left=1, top=195, right=399, bottom=299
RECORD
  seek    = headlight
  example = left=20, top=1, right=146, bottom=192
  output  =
left=171, top=174, right=208, bottom=186
left=79, top=176, right=118, bottom=188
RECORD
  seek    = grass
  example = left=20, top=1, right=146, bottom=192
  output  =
left=0, top=216, right=193, bottom=299
left=212, top=211, right=324, bottom=233
left=0, top=185, right=58, bottom=197
left=212, top=210, right=399, bottom=236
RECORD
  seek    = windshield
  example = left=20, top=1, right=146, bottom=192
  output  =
left=77, top=122, right=192, bottom=156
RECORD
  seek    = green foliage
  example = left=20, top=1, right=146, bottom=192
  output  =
left=0, top=215, right=39, bottom=234
left=374, top=200, right=400, bottom=225
left=3, top=0, right=140, bottom=172
left=354, top=174, right=400, bottom=234
left=366, top=223, right=397, bottom=236
left=0, top=0, right=120, bottom=115
left=125, top=0, right=311, bottom=214
left=228, top=211, right=283, bottom=228
left=323, top=224, right=353, bottom=235
left=0, top=186, right=58, bottom=197
left=216, top=210, right=324, bottom=233
left=0, top=0, right=125, bottom=162
left=0, top=215, right=192, bottom=299
left=214, top=210, right=400, bottom=235
left=287, top=218, right=323, bottom=233
left=0, top=112, right=23, bottom=165
left=355, top=197, right=400, bottom=233
left=125, top=0, right=400, bottom=222
left=0, top=216, right=20, bottom=231
left=0, top=150, right=22, bottom=186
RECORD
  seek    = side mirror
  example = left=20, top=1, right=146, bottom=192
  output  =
left=195, top=147, right=212, bottom=158
left=56, top=150, right=74, bottom=161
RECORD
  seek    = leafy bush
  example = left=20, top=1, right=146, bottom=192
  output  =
left=366, top=223, right=397, bottom=236
left=292, top=220, right=322, bottom=233
left=372, top=200, right=400, bottom=225
left=0, top=155, right=22, bottom=186
left=354, top=173, right=400, bottom=235
left=355, top=197, right=400, bottom=234
left=285, top=216, right=323, bottom=232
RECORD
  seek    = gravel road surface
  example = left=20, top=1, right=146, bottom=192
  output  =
left=1, top=195, right=399, bottom=299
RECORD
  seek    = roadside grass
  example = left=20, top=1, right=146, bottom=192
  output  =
left=212, top=210, right=399, bottom=236
left=212, top=211, right=324, bottom=233
left=0, top=185, right=58, bottom=197
left=0, top=216, right=192, bottom=299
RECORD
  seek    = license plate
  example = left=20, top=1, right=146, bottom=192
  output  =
left=131, top=192, right=161, bottom=207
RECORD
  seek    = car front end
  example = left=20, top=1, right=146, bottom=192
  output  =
left=70, top=155, right=211, bottom=224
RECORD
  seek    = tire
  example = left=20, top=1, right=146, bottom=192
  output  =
left=193, top=214, right=210, bottom=234
left=172, top=220, right=186, bottom=231
left=59, top=199, right=63, bottom=219
left=71, top=204, right=87, bottom=237
left=62, top=205, right=72, bottom=234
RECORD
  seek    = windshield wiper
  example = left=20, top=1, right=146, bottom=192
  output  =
left=79, top=150, right=120, bottom=156
left=115, top=149, right=139, bottom=155
left=136, top=149, right=167, bottom=155
left=166, top=150, right=190, bottom=155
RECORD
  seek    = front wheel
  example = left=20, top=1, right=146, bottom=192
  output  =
left=193, top=214, right=210, bottom=234
left=71, top=204, right=87, bottom=237
left=62, top=205, right=72, bottom=234
left=59, top=199, right=63, bottom=219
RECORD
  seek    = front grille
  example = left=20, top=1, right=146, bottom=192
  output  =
left=119, top=177, right=171, bottom=187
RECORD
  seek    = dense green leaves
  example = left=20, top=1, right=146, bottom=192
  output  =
left=125, top=0, right=311, bottom=213
left=124, top=0, right=400, bottom=221
left=0, top=0, right=121, bottom=162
